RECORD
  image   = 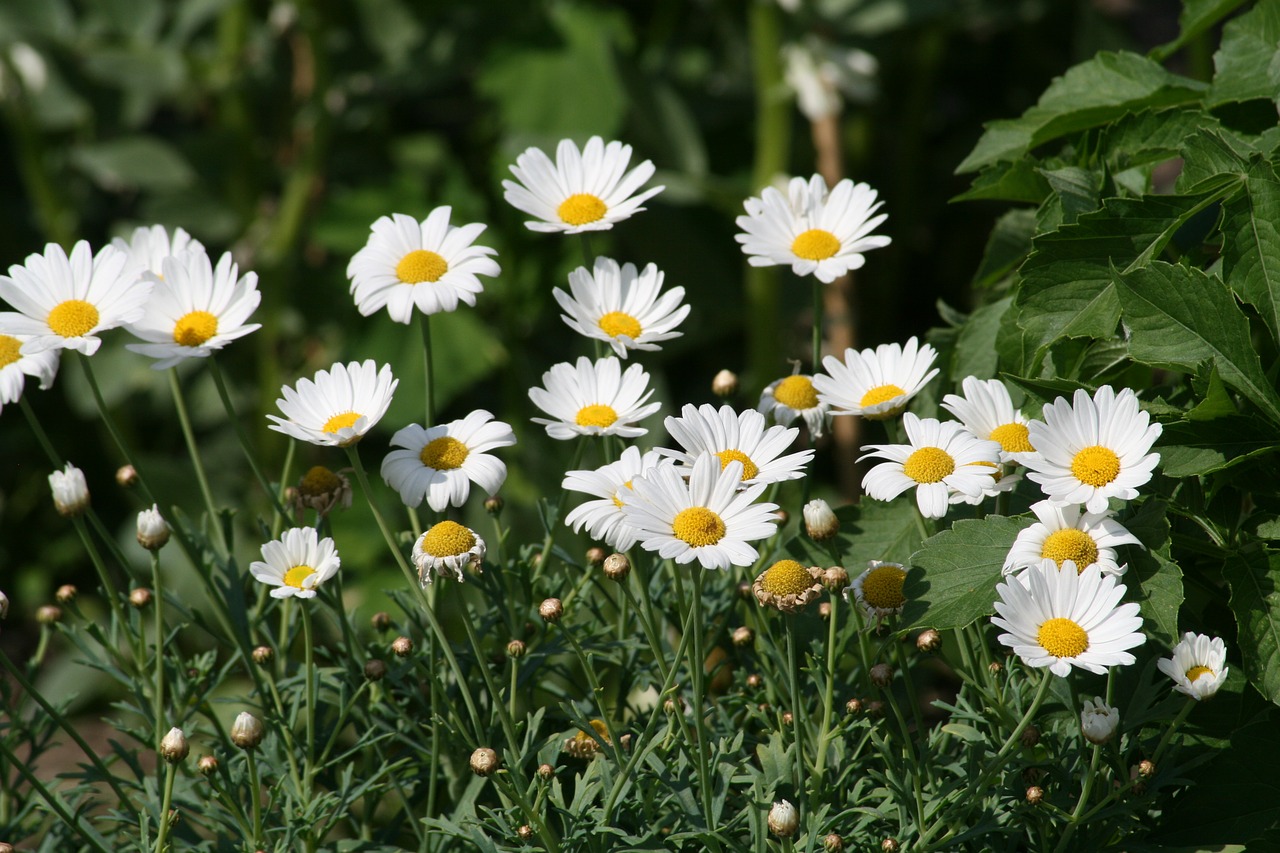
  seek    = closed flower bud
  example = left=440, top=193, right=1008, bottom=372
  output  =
left=732, top=626, right=754, bottom=647
left=822, top=566, right=849, bottom=590
left=506, top=639, right=526, bottom=658
left=129, top=588, right=152, bottom=609
left=392, top=636, right=414, bottom=657
left=36, top=604, right=62, bottom=624
left=364, top=660, right=387, bottom=681
left=865, top=700, right=886, bottom=718
left=712, top=369, right=739, bottom=398
left=517, top=825, right=533, bottom=841
left=585, top=546, right=607, bottom=567
left=1025, top=785, right=1044, bottom=805
left=116, top=464, right=139, bottom=488
left=539, top=598, right=563, bottom=623
left=775, top=509, right=790, bottom=526
left=197, top=755, right=218, bottom=776
left=1080, top=696, right=1119, bottom=745
left=916, top=628, right=942, bottom=653
left=818, top=602, right=832, bottom=619
left=882, top=839, right=900, bottom=853
left=230, top=712, right=264, bottom=750
left=988, top=661, right=1003, bottom=675
left=1137, top=759, right=1155, bottom=779
left=470, top=747, right=500, bottom=776
left=371, top=611, right=391, bottom=632
left=824, top=833, right=844, bottom=853
left=136, top=505, right=170, bottom=551
left=663, top=696, right=685, bottom=714
left=736, top=580, right=752, bottom=599
left=603, top=553, right=631, bottom=581
left=768, top=799, right=799, bottom=838
left=252, top=646, right=273, bottom=665
left=845, top=697, right=863, bottom=715
left=746, top=673, right=763, bottom=690
left=49, top=463, right=89, bottom=517
left=56, top=584, right=77, bottom=604
left=1020, top=725, right=1040, bottom=748
left=870, top=663, right=894, bottom=688
left=160, top=727, right=189, bottom=763
left=483, top=495, right=504, bottom=515
left=803, top=499, right=840, bottom=542
left=782, top=711, right=794, bottom=725
left=0, top=844, right=15, bottom=853
left=537, top=763, right=554, bottom=780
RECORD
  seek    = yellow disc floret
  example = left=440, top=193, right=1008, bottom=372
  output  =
left=1071, top=445, right=1121, bottom=487
left=716, top=449, right=759, bottom=482
left=173, top=310, right=219, bottom=347
left=861, top=564, right=907, bottom=610
left=323, top=411, right=362, bottom=434
left=299, top=465, right=342, bottom=497
left=420, top=436, right=470, bottom=470
left=989, top=422, right=1034, bottom=453
left=1186, top=665, right=1214, bottom=682
left=0, top=334, right=21, bottom=367
left=1040, top=529, right=1099, bottom=570
left=575, top=404, right=619, bottom=428
left=558, top=193, right=608, bottom=226
left=902, top=447, right=955, bottom=484
left=283, top=564, right=316, bottom=589
left=422, top=520, right=476, bottom=557
left=773, top=375, right=819, bottom=410
left=791, top=229, right=841, bottom=261
left=672, top=506, right=726, bottom=547
left=396, top=249, right=448, bottom=284
left=1037, top=617, right=1089, bottom=658
left=47, top=299, right=100, bottom=338
left=859, top=383, right=907, bottom=409
left=760, top=560, right=816, bottom=596
left=598, top=311, right=642, bottom=340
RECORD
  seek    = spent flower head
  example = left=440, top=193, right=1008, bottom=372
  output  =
left=753, top=559, right=824, bottom=612
left=412, top=521, right=486, bottom=584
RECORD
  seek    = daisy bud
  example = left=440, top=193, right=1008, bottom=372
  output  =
left=116, top=464, right=139, bottom=488
left=882, top=839, right=900, bottom=853
left=470, top=747, right=500, bottom=776
left=803, top=499, right=840, bottom=542
left=371, top=611, right=391, bottom=632
left=230, top=712, right=264, bottom=751
left=711, top=369, right=739, bottom=398
left=866, top=700, right=886, bottom=718
left=768, top=799, right=799, bottom=838
left=1025, top=785, right=1044, bottom=805
left=822, top=566, right=849, bottom=590
left=129, top=588, right=152, bottom=609
left=539, top=598, right=563, bottom=623
left=603, top=553, right=631, bottom=581
left=1020, top=725, right=1040, bottom=748
left=392, top=636, right=414, bottom=657
left=824, top=833, right=845, bottom=853
left=537, top=763, right=554, bottom=780
left=136, top=505, right=170, bottom=551
left=663, top=696, right=684, bottom=714
left=506, top=639, right=526, bottom=658
left=870, top=663, right=894, bottom=688
left=56, top=584, right=77, bottom=604
left=736, top=580, right=753, bottom=599
left=49, top=463, right=90, bottom=517
left=252, top=646, right=273, bottom=665
left=517, top=825, right=533, bottom=842
left=197, top=755, right=218, bottom=776
left=36, top=604, right=63, bottom=624
left=775, top=509, right=790, bottom=526
left=988, top=661, right=1003, bottom=675
left=1080, top=696, right=1119, bottom=745
left=484, top=495, right=504, bottom=515
left=746, top=673, right=763, bottom=690
left=732, top=626, right=754, bottom=647
left=586, top=546, right=606, bottom=567
left=1137, top=759, right=1155, bottom=779
left=0, top=844, right=14, bottom=853
left=916, top=628, right=942, bottom=654
left=782, top=711, right=794, bottom=725
left=845, top=698, right=863, bottom=715
left=0, top=590, right=8, bottom=620
left=364, top=660, right=387, bottom=681
left=758, top=702, right=772, bottom=712
left=160, top=727, right=189, bottom=764
left=818, top=602, right=832, bottom=619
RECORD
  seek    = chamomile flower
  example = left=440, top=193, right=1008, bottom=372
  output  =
left=813, top=337, right=938, bottom=420
left=346, top=209, right=500, bottom=323
left=380, top=410, right=516, bottom=511
left=758, top=374, right=829, bottom=437
left=941, top=376, right=1034, bottom=463
left=112, top=224, right=205, bottom=281
left=661, top=403, right=813, bottom=486
left=529, top=356, right=660, bottom=440
left=860, top=413, right=1001, bottom=518
left=1004, top=500, right=1141, bottom=578
left=562, top=446, right=670, bottom=551
left=735, top=174, right=890, bottom=283
left=503, top=136, right=664, bottom=234
left=412, top=520, right=486, bottom=584
left=249, top=527, right=340, bottom=600
left=1022, top=386, right=1162, bottom=514
left=553, top=257, right=689, bottom=357
left=992, top=560, right=1145, bottom=677
left=0, top=333, right=59, bottom=413
left=621, top=453, right=779, bottom=570
left=947, top=461, right=1022, bottom=506
left=124, top=251, right=261, bottom=369
left=267, top=360, right=398, bottom=447
left=1157, top=632, right=1228, bottom=700
left=843, top=560, right=908, bottom=622
left=0, top=241, right=149, bottom=356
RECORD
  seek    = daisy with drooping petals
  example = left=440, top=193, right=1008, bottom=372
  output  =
left=860, top=413, right=1001, bottom=518
left=1004, top=500, right=1141, bottom=578
left=1023, top=386, right=1162, bottom=514
left=112, top=224, right=206, bottom=281
left=735, top=174, right=891, bottom=284
left=412, top=520, right=486, bottom=585
left=267, top=360, right=397, bottom=447
left=529, top=356, right=660, bottom=440
left=1157, top=632, right=1228, bottom=700
left=753, top=559, right=824, bottom=613
left=813, top=337, right=938, bottom=420
left=941, top=376, right=1034, bottom=462
left=563, top=446, right=670, bottom=551
left=250, top=527, right=340, bottom=600
left=844, top=560, right=908, bottom=622
left=758, top=373, right=830, bottom=437
left=0, top=333, right=59, bottom=413
left=503, top=136, right=665, bottom=234
left=661, top=403, right=813, bottom=486
left=0, top=241, right=150, bottom=356
left=346, top=209, right=500, bottom=323
left=124, top=251, right=261, bottom=370
left=381, top=410, right=516, bottom=511
left=621, top=454, right=779, bottom=570
left=553, top=257, right=689, bottom=357
left=992, top=560, right=1145, bottom=677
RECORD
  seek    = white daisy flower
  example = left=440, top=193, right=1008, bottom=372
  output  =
left=0, top=241, right=150, bottom=356
left=267, top=360, right=398, bottom=447
left=860, top=413, right=1001, bottom=518
left=412, top=520, right=486, bottom=584
left=1157, top=632, right=1228, bottom=700
left=991, top=559, right=1145, bottom=677
left=1004, top=500, right=1141, bottom=578
left=502, top=136, right=665, bottom=234
left=842, top=560, right=907, bottom=622
left=758, top=373, right=829, bottom=437
left=0, top=332, right=59, bottom=413
left=813, top=337, right=938, bottom=420
left=346, top=209, right=500, bottom=323
left=124, top=251, right=262, bottom=370
left=111, top=224, right=205, bottom=281
left=1080, top=696, right=1119, bottom=744
left=1022, top=386, right=1162, bottom=514
left=528, top=356, right=660, bottom=440
left=735, top=174, right=890, bottom=284
left=552, top=257, right=689, bottom=357
left=660, top=403, right=813, bottom=487
left=946, top=461, right=1023, bottom=506
left=380, top=410, right=516, bottom=511
left=249, top=527, right=340, bottom=600
left=940, top=376, right=1034, bottom=463
left=563, top=446, right=670, bottom=551
left=620, top=453, right=780, bottom=570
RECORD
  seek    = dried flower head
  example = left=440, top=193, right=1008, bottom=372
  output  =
left=564, top=719, right=612, bottom=759
left=768, top=799, right=799, bottom=838
left=231, top=712, right=264, bottom=750
left=293, top=465, right=353, bottom=516
left=412, top=521, right=486, bottom=584
left=470, top=747, right=500, bottom=776
left=753, top=559, right=824, bottom=613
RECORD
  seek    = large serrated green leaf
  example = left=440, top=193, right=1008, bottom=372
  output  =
left=1100, top=106, right=1223, bottom=174
left=952, top=159, right=1051, bottom=204
left=952, top=297, right=1011, bottom=381
left=784, top=499, right=922, bottom=570
left=1222, top=158, right=1280, bottom=342
left=1224, top=545, right=1280, bottom=706
left=1177, top=129, right=1257, bottom=192
left=1158, top=417, right=1279, bottom=477
left=1150, top=0, right=1251, bottom=62
left=1207, top=0, right=1280, bottom=107
left=972, top=209, right=1037, bottom=289
left=1116, top=501, right=1183, bottom=646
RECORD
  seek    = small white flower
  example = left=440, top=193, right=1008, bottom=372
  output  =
left=843, top=560, right=907, bottom=621
left=860, top=413, right=1001, bottom=518
left=249, top=527, right=340, bottom=600
left=1080, top=696, right=1119, bottom=745
left=267, top=360, right=398, bottom=447
left=813, top=336, right=938, bottom=420
left=346, top=209, right=500, bottom=323
left=660, top=403, right=813, bottom=487
left=136, top=504, right=170, bottom=551
left=380, top=410, right=516, bottom=511
left=553, top=257, right=689, bottom=358
left=0, top=332, right=59, bottom=413
left=528, top=356, right=660, bottom=440
left=940, top=376, right=1034, bottom=463
left=412, top=521, right=486, bottom=584
left=758, top=373, right=829, bottom=437
left=111, top=225, right=206, bottom=282
left=1157, top=632, right=1228, bottom=700
left=49, top=463, right=89, bottom=517
left=503, top=136, right=664, bottom=234
left=563, top=446, right=670, bottom=551
left=992, top=559, right=1145, bottom=677
left=735, top=174, right=890, bottom=284
left=1004, top=500, right=1141, bottom=578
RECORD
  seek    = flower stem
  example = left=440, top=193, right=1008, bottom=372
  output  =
left=153, top=760, right=177, bottom=853
left=784, top=615, right=807, bottom=800
left=419, top=313, right=435, bottom=426
left=673, top=567, right=720, bottom=846
left=0, top=737, right=112, bottom=853
left=150, top=549, right=167, bottom=749
left=207, top=358, right=291, bottom=523
left=302, top=604, right=317, bottom=800
left=811, top=593, right=840, bottom=785
left=78, top=353, right=158, bottom=507
left=168, top=368, right=224, bottom=553
left=247, top=749, right=264, bottom=848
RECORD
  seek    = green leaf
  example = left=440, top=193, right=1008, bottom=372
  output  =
left=1177, top=129, right=1257, bottom=192
left=952, top=297, right=1011, bottom=381
left=1158, top=416, right=1279, bottom=476
left=972, top=209, right=1037, bottom=289
left=995, top=302, right=1037, bottom=377
left=1150, top=0, right=1251, bottom=62
left=69, top=136, right=196, bottom=191
left=1224, top=545, right=1280, bottom=706
left=1207, top=0, right=1280, bottom=107
left=788, top=499, right=922, bottom=569
left=1189, top=363, right=1240, bottom=421
left=1039, top=166, right=1102, bottom=224
left=1222, top=157, right=1280, bottom=342
left=902, top=516, right=1033, bottom=631
left=952, top=159, right=1051, bottom=204
left=1120, top=504, right=1183, bottom=646
left=1100, top=106, right=1222, bottom=174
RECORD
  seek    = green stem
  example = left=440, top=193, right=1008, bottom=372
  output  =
left=247, top=749, right=264, bottom=848
left=1152, top=696, right=1197, bottom=765
left=0, top=738, right=111, bottom=853
left=1054, top=741, right=1103, bottom=853
left=153, top=762, right=177, bottom=853
left=784, top=616, right=807, bottom=800
left=168, top=368, right=224, bottom=552
left=419, top=314, right=435, bottom=427
left=534, top=439, right=588, bottom=581
left=811, top=593, right=840, bottom=785
left=302, top=605, right=317, bottom=801
left=18, top=395, right=64, bottom=466
left=454, top=584, right=521, bottom=751
left=675, top=568, right=720, bottom=846
left=208, top=358, right=291, bottom=523
left=151, top=550, right=167, bottom=749
left=78, top=353, right=158, bottom=507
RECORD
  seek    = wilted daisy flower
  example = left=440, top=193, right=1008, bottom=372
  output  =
left=125, top=251, right=261, bottom=370
left=0, top=241, right=149, bottom=356
left=758, top=373, right=829, bottom=437
left=621, top=454, right=779, bottom=570
left=0, top=333, right=58, bottom=413
left=412, top=520, right=486, bottom=584
left=503, top=136, right=664, bottom=234
left=1004, top=500, right=1141, bottom=578
left=752, top=559, right=824, bottom=612
left=661, top=403, right=813, bottom=487
left=563, top=720, right=611, bottom=759
left=112, top=224, right=205, bottom=281
left=553, top=257, right=689, bottom=357
left=292, top=465, right=352, bottom=516
left=1080, top=696, right=1119, bottom=744
left=267, top=360, right=397, bottom=447
left=563, top=446, right=670, bottom=551
left=1157, top=632, right=1228, bottom=700
left=940, top=376, right=1034, bottom=463
left=860, top=413, right=1001, bottom=518
left=735, top=174, right=890, bottom=284
left=381, top=410, right=516, bottom=511
left=1022, top=386, right=1162, bottom=514
left=249, top=527, right=340, bottom=600
left=991, top=560, right=1145, bottom=677
left=346, top=209, right=500, bottom=323
left=843, top=560, right=907, bottom=621
left=814, top=337, right=938, bottom=420
left=529, top=356, right=660, bottom=440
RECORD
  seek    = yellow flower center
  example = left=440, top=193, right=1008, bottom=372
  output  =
left=760, top=559, right=814, bottom=596
left=989, top=422, right=1034, bottom=453
left=173, top=310, right=219, bottom=347
left=597, top=311, right=642, bottom=340
left=396, top=249, right=449, bottom=284
left=773, top=375, right=819, bottom=410
left=671, top=506, right=726, bottom=547
left=322, top=411, right=362, bottom=434
left=299, top=465, right=342, bottom=497
left=0, top=334, right=21, bottom=367
left=611, top=480, right=634, bottom=509
left=791, top=228, right=841, bottom=261
left=1040, top=529, right=1098, bottom=570
left=902, top=447, right=955, bottom=484
left=1037, top=617, right=1089, bottom=658
left=859, top=383, right=907, bottom=410
left=47, top=299, right=100, bottom=338
left=557, top=193, right=608, bottom=226
left=421, top=520, right=476, bottom=557
left=575, top=404, right=618, bottom=428
left=283, top=564, right=316, bottom=589
left=1071, top=445, right=1121, bottom=487
left=1186, top=665, right=1214, bottom=682
left=716, top=449, right=759, bottom=481
left=419, top=436, right=470, bottom=470
left=862, top=564, right=907, bottom=610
